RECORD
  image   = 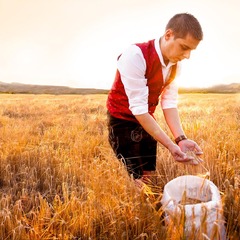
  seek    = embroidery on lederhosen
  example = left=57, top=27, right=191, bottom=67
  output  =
left=131, top=126, right=143, bottom=142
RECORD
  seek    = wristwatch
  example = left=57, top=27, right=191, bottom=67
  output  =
left=175, top=135, right=187, bottom=145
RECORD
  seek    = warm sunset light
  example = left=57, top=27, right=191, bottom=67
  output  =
left=0, top=2, right=240, bottom=238
left=0, top=0, right=239, bottom=89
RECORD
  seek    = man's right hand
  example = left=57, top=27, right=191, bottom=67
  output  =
left=167, top=143, right=195, bottom=164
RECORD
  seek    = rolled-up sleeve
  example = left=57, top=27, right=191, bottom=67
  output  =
left=160, top=81, right=178, bottom=109
left=117, top=45, right=149, bottom=115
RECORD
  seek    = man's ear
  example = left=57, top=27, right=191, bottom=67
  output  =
left=164, top=29, right=174, bottom=40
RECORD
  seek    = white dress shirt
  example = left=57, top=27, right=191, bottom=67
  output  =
left=117, top=38, right=180, bottom=116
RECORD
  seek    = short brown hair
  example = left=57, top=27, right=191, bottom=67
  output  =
left=166, top=13, right=203, bottom=40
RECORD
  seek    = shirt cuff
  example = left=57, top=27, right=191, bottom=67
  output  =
left=130, top=104, right=148, bottom=115
left=161, top=99, right=178, bottom=109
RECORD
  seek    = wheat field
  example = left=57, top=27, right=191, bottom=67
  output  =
left=0, top=93, right=239, bottom=240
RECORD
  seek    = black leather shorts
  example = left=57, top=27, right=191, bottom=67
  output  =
left=107, top=112, right=157, bottom=179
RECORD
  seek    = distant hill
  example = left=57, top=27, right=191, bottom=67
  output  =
left=179, top=83, right=240, bottom=93
left=0, top=81, right=109, bottom=94
left=0, top=81, right=239, bottom=94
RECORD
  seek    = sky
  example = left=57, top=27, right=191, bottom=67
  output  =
left=0, top=0, right=240, bottom=89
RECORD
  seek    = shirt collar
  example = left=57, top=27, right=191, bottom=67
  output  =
left=154, top=37, right=176, bottom=69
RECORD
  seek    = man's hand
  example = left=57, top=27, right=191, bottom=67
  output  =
left=167, top=143, right=194, bottom=164
left=178, top=139, right=203, bottom=155
left=178, top=139, right=203, bottom=164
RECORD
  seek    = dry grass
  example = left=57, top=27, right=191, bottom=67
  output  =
left=0, top=93, right=239, bottom=239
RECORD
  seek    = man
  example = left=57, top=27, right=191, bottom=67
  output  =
left=107, top=13, right=203, bottom=182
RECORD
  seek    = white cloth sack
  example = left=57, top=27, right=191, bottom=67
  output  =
left=161, top=175, right=226, bottom=239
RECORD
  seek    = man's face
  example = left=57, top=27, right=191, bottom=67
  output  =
left=163, top=29, right=200, bottom=64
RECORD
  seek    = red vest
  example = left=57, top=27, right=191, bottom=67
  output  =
left=107, top=39, right=176, bottom=122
